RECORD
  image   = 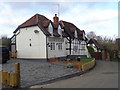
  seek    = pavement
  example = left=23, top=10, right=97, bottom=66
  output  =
left=1, top=59, right=80, bottom=88
left=30, top=60, right=118, bottom=88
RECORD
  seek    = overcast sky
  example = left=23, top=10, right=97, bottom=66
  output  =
left=0, top=1, right=118, bottom=38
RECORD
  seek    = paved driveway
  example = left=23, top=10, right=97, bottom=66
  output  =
left=31, top=60, right=118, bottom=88
left=2, top=59, right=79, bottom=88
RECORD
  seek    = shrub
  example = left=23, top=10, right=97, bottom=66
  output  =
left=87, top=46, right=95, bottom=58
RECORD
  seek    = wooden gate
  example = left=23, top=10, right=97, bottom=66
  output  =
left=94, top=52, right=102, bottom=60
left=94, top=51, right=110, bottom=60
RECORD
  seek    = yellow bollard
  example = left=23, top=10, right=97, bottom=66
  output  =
left=78, top=62, right=81, bottom=71
left=15, top=63, right=20, bottom=87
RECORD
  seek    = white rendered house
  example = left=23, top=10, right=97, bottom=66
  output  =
left=11, top=14, right=89, bottom=60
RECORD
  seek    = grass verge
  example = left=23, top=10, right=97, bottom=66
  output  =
left=80, top=58, right=93, bottom=63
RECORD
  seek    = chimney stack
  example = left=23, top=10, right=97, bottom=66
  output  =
left=53, top=14, right=59, bottom=24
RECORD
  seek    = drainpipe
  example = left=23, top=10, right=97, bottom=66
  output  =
left=46, top=36, right=48, bottom=61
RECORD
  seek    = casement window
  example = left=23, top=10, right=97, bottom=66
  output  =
left=58, top=43, right=62, bottom=50
left=50, top=43, right=55, bottom=50
left=73, top=46, right=78, bottom=52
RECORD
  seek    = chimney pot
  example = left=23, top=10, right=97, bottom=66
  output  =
left=55, top=14, right=57, bottom=17
left=53, top=14, right=59, bottom=24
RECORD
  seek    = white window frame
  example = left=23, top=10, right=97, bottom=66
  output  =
left=50, top=43, right=55, bottom=50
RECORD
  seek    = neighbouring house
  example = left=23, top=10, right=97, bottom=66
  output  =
left=87, top=38, right=101, bottom=52
left=11, top=14, right=89, bottom=60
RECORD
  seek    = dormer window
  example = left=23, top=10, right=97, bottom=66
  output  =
left=58, top=25, right=62, bottom=37
left=48, top=23, right=53, bottom=36
left=75, top=30, right=77, bottom=38
left=83, top=32, right=85, bottom=40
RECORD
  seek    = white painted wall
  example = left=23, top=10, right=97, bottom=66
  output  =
left=65, top=38, right=69, bottom=55
left=15, top=22, right=89, bottom=59
left=47, top=37, right=66, bottom=58
left=47, top=24, right=67, bottom=58
left=16, top=26, right=46, bottom=59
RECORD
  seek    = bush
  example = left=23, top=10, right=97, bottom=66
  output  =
left=87, top=46, right=95, bottom=58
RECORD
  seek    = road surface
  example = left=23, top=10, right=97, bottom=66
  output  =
left=31, top=60, right=118, bottom=88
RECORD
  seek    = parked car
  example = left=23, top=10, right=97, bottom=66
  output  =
left=0, top=46, right=10, bottom=64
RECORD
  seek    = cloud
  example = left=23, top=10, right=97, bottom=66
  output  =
left=59, top=4, right=118, bottom=37
left=0, top=3, right=32, bottom=26
left=0, top=2, right=118, bottom=38
left=0, top=2, right=33, bottom=37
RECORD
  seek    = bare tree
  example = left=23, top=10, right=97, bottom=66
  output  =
left=87, top=31, right=119, bottom=59
left=87, top=31, right=96, bottom=39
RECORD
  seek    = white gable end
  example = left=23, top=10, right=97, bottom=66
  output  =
left=16, top=26, right=46, bottom=59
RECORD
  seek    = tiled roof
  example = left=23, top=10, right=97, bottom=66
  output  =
left=87, top=39, right=101, bottom=49
left=13, top=14, right=85, bottom=39
left=59, top=20, right=85, bottom=40
left=14, top=14, right=51, bottom=36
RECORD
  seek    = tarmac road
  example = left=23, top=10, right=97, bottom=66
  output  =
left=31, top=60, right=118, bottom=88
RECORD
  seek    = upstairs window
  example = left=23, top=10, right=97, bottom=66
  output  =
left=48, top=23, right=53, bottom=36
left=58, top=25, right=62, bottom=37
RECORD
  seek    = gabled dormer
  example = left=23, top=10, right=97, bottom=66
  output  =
left=58, top=25, right=62, bottom=37
left=48, top=22, right=53, bottom=36
left=75, top=30, right=77, bottom=38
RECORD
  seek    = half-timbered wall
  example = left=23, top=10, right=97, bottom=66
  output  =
left=71, top=39, right=86, bottom=55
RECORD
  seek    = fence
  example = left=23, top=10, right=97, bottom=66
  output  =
left=94, top=52, right=102, bottom=60
left=0, top=63, right=20, bottom=88
left=10, top=51, right=17, bottom=59
left=78, top=58, right=95, bottom=71
left=94, top=51, right=110, bottom=60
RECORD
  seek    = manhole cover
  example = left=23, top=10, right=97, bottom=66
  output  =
left=102, top=72, right=118, bottom=74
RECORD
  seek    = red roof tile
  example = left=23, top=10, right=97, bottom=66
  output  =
left=14, top=14, right=51, bottom=36
left=13, top=14, right=86, bottom=39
